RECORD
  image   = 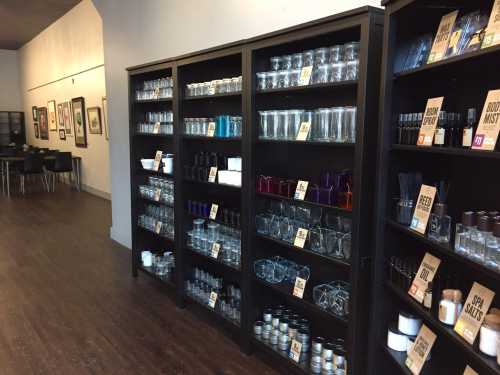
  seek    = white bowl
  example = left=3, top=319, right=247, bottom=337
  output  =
left=141, top=159, right=155, bottom=170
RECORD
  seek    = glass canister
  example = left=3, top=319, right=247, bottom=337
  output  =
left=277, top=110, right=290, bottom=140
left=292, top=53, right=303, bottom=69
left=287, top=110, right=303, bottom=139
left=314, top=47, right=328, bottom=66
left=303, top=50, right=314, bottom=66
left=207, top=222, right=220, bottom=242
left=331, top=62, right=347, bottom=82
left=343, top=107, right=357, bottom=143
left=278, top=70, right=291, bottom=88
left=315, top=108, right=332, bottom=142
left=193, top=218, right=205, bottom=233
left=314, top=64, right=331, bottom=84
left=330, top=107, right=345, bottom=142
left=328, top=45, right=344, bottom=63
left=270, top=56, right=282, bottom=71
left=223, top=78, right=232, bottom=93
left=281, top=55, right=293, bottom=70
left=259, top=111, right=269, bottom=138
left=231, top=77, right=239, bottom=92
left=266, top=71, right=279, bottom=90
left=256, top=72, right=267, bottom=91
left=344, top=41, right=360, bottom=61
left=346, top=59, right=359, bottom=81
left=289, top=69, right=301, bottom=87
left=267, top=110, right=279, bottom=139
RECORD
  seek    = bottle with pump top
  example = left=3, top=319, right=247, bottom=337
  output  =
left=434, top=111, right=447, bottom=147
left=428, top=181, right=451, bottom=243
left=462, top=108, right=476, bottom=148
left=397, top=113, right=404, bottom=144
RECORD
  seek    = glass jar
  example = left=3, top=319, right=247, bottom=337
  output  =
left=270, top=56, right=282, bottom=71
left=346, top=59, right=359, bottom=81
left=256, top=72, right=267, bottom=91
left=287, top=109, right=303, bottom=139
left=266, top=71, right=279, bottom=90
left=328, top=45, right=344, bottom=63
left=281, top=55, right=292, bottom=70
left=314, top=47, right=328, bottom=66
left=267, top=110, right=279, bottom=139
left=330, top=107, right=345, bottom=142
left=223, top=78, right=232, bottom=93
left=303, top=50, right=314, bottom=67
left=331, top=62, right=347, bottom=82
left=259, top=111, right=270, bottom=139
left=343, top=107, right=357, bottom=143
left=236, top=76, right=242, bottom=92
left=438, top=289, right=463, bottom=325
left=480, top=314, right=500, bottom=357
left=344, top=41, right=360, bottom=61
left=315, top=108, right=332, bottom=141
left=193, top=218, right=205, bottom=234
left=314, top=64, right=331, bottom=84
left=278, top=70, right=291, bottom=88
left=292, top=53, right=303, bottom=69
left=277, top=110, right=290, bottom=140
left=230, top=77, right=239, bottom=92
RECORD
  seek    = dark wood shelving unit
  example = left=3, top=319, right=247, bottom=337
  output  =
left=183, top=178, right=241, bottom=190
left=184, top=91, right=242, bottom=100
left=255, top=80, right=357, bottom=95
left=186, top=246, right=241, bottom=274
left=135, top=98, right=173, bottom=104
left=251, top=336, right=309, bottom=374
left=370, top=1, right=500, bottom=375
left=137, top=196, right=174, bottom=208
left=256, top=139, right=356, bottom=147
left=134, top=132, right=173, bottom=139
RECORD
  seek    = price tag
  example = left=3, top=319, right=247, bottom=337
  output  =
left=294, top=180, right=309, bottom=200
left=410, top=185, right=437, bottom=234
left=153, top=150, right=163, bottom=171
left=154, top=221, right=162, bottom=234
left=408, top=253, right=441, bottom=304
left=454, top=282, right=495, bottom=345
left=208, top=291, right=218, bottom=308
left=294, top=228, right=308, bottom=248
left=298, top=66, right=313, bottom=86
left=154, top=188, right=161, bottom=202
left=208, top=82, right=216, bottom=95
left=472, top=89, right=500, bottom=151
left=211, top=242, right=221, bottom=259
left=417, top=97, right=444, bottom=146
left=209, top=204, right=218, bottom=220
left=463, top=366, right=479, bottom=375
left=296, top=121, right=311, bottom=141
left=482, top=0, right=500, bottom=48
left=154, top=87, right=160, bottom=98
left=207, top=122, right=216, bottom=137
left=405, top=324, right=437, bottom=375
left=427, top=11, right=459, bottom=63
left=293, top=277, right=307, bottom=299
left=153, top=122, right=161, bottom=134
left=289, top=339, right=302, bottom=363
left=208, top=167, right=217, bottom=183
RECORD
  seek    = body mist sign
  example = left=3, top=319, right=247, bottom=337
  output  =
left=472, top=89, right=500, bottom=150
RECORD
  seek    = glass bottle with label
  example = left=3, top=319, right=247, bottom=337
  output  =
left=428, top=203, right=451, bottom=243
left=423, top=281, right=433, bottom=309
left=415, top=112, right=423, bottom=145
left=434, top=111, right=447, bottom=147
left=455, top=211, right=476, bottom=256
left=439, top=289, right=463, bottom=325
left=485, top=222, right=500, bottom=270
left=470, top=216, right=492, bottom=262
left=445, top=112, right=455, bottom=147
left=462, top=108, right=476, bottom=148
left=396, top=114, right=404, bottom=144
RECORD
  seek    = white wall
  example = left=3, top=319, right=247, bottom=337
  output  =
left=93, top=0, right=381, bottom=248
left=19, top=0, right=110, bottom=197
left=0, top=49, right=22, bottom=111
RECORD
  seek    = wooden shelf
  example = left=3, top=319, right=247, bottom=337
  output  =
left=137, top=169, right=174, bottom=178
left=135, top=132, right=173, bottom=138
left=184, top=178, right=241, bottom=190
left=134, top=98, right=172, bottom=103
left=138, top=265, right=175, bottom=289
left=184, top=91, right=241, bottom=100
left=137, top=196, right=174, bottom=208
left=255, top=80, right=357, bottom=95
left=257, top=139, right=356, bottom=147
left=137, top=225, right=175, bottom=243
left=184, top=294, right=240, bottom=329
left=251, top=336, right=309, bottom=375
left=383, top=345, right=440, bottom=375
left=182, top=135, right=242, bottom=142
left=186, top=246, right=241, bottom=274
left=391, top=144, right=500, bottom=160
left=186, top=211, right=241, bottom=231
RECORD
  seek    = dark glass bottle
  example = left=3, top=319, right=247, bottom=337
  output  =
left=396, top=113, right=404, bottom=144
left=416, top=112, right=424, bottom=145
left=411, top=113, right=419, bottom=145
left=462, top=108, right=476, bottom=148
left=434, top=111, right=447, bottom=147
left=446, top=112, right=455, bottom=147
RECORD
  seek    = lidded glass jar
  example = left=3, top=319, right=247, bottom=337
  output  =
left=314, top=47, right=328, bottom=66
left=314, top=64, right=331, bottom=84
left=292, top=53, right=303, bottom=69
left=331, top=62, right=347, bottom=82
left=278, top=70, right=291, bottom=88
left=346, top=59, right=360, bottom=81
left=344, top=41, right=360, bottom=61
left=328, top=45, right=344, bottom=63
left=256, top=72, right=267, bottom=91
left=480, top=314, right=500, bottom=356
left=289, top=69, right=301, bottom=87
left=281, top=55, right=293, bottom=70
left=438, top=289, right=463, bottom=325
left=266, top=71, right=279, bottom=89
left=303, top=50, right=314, bottom=67
left=270, top=56, right=282, bottom=71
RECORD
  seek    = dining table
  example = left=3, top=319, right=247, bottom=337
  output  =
left=0, top=155, right=82, bottom=197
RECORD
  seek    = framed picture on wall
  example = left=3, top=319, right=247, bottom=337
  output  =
left=87, top=107, right=102, bottom=134
left=62, top=101, right=72, bottom=135
left=47, top=100, right=57, bottom=131
left=38, top=107, right=49, bottom=140
left=34, top=123, right=39, bottom=138
left=59, top=129, right=66, bottom=140
left=57, top=103, right=64, bottom=130
left=32, top=106, right=38, bottom=121
left=102, top=97, right=109, bottom=140
left=71, top=97, right=87, bottom=147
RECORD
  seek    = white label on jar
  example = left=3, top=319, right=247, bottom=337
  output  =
left=207, top=122, right=216, bottom=137
left=153, top=122, right=160, bottom=134
left=211, top=242, right=220, bottom=259
left=208, top=167, right=217, bottom=183
left=299, top=66, right=313, bottom=86
left=154, top=188, right=161, bottom=202
left=209, top=204, right=218, bottom=220
left=208, top=291, right=217, bottom=308
left=434, top=128, right=445, bottom=144
left=463, top=128, right=473, bottom=147
left=293, top=277, right=307, bottom=299
left=294, top=180, right=308, bottom=200
left=296, top=122, right=311, bottom=141
left=153, top=150, right=163, bottom=171
left=155, top=221, right=162, bottom=234
left=294, top=228, right=308, bottom=248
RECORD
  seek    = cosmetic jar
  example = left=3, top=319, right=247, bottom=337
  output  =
left=321, top=360, right=334, bottom=375
left=271, top=315, right=280, bottom=329
left=270, top=332, right=279, bottom=345
left=279, top=319, right=289, bottom=333
left=398, top=311, right=422, bottom=336
left=288, top=323, right=299, bottom=340
left=254, top=321, right=263, bottom=336
left=438, top=289, right=463, bottom=325
left=292, top=53, right=303, bottom=69
left=270, top=56, right=282, bottom=71
left=278, top=334, right=290, bottom=351
left=262, top=329, right=270, bottom=340
left=263, top=308, right=273, bottom=323
left=256, top=72, right=267, bottom=91
left=263, top=323, right=272, bottom=333
left=480, top=314, right=500, bottom=356
left=333, top=347, right=347, bottom=370
left=322, top=343, right=335, bottom=361
left=387, top=323, right=409, bottom=352
left=311, top=355, right=322, bottom=373
left=312, top=337, right=325, bottom=355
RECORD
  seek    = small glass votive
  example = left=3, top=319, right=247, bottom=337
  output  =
left=292, top=53, right=303, bottom=69
left=314, top=47, right=328, bottom=66
left=329, top=45, right=344, bottom=63
left=314, top=64, right=331, bottom=84
left=303, top=50, right=314, bottom=66
left=344, top=41, right=360, bottom=61
left=266, top=71, right=279, bottom=89
left=256, top=72, right=267, bottom=91
left=270, top=56, right=282, bottom=71
left=331, top=62, right=347, bottom=82
left=281, top=55, right=292, bottom=70
left=346, top=59, right=359, bottom=81
left=278, top=70, right=291, bottom=88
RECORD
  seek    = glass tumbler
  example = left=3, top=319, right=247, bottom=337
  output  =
left=267, top=110, right=279, bottom=139
left=266, top=72, right=279, bottom=89
left=277, top=110, right=290, bottom=140
left=344, top=42, right=360, bottom=61
left=328, top=45, right=344, bottom=63
left=281, top=55, right=293, bottom=70
left=287, top=110, right=303, bottom=139
left=343, top=107, right=357, bottom=143
left=315, top=108, right=332, bottom=142
left=309, top=228, right=325, bottom=254
left=256, top=72, right=267, bottom=91
left=330, top=107, right=345, bottom=142
left=314, top=48, right=328, bottom=66
left=346, top=60, right=359, bottom=81
left=270, top=56, right=282, bottom=71
left=314, top=64, right=331, bottom=84
left=278, top=70, right=291, bottom=88
left=303, top=50, right=314, bottom=66
left=290, top=69, right=301, bottom=87
left=292, top=53, right=303, bottom=69
left=330, top=62, right=347, bottom=82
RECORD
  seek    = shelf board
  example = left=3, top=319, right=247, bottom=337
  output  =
left=394, top=44, right=500, bottom=79
left=257, top=234, right=351, bottom=269
left=137, top=196, right=174, bottom=208
left=256, top=191, right=352, bottom=216
left=254, top=277, right=348, bottom=326
left=387, top=220, right=500, bottom=282
left=134, top=98, right=172, bottom=104
left=257, top=139, right=355, bottom=147
left=186, top=246, right=241, bottom=274
left=386, top=282, right=500, bottom=375
left=138, top=265, right=175, bottom=289
left=184, top=294, right=240, bottom=330
left=391, top=144, right=500, bottom=160
left=135, top=132, right=173, bottom=138
left=186, top=211, right=241, bottom=231
left=255, top=80, right=357, bottom=95
left=184, top=178, right=241, bottom=190
left=251, top=336, right=309, bottom=375
left=137, top=225, right=175, bottom=243
left=184, top=91, right=241, bottom=101
left=182, top=135, right=242, bottom=142
left=137, top=169, right=174, bottom=178
left=383, top=345, right=438, bottom=375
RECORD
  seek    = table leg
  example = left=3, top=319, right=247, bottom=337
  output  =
left=6, top=161, right=10, bottom=198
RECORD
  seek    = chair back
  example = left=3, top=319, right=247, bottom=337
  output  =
left=54, top=152, right=73, bottom=172
left=23, top=153, right=44, bottom=174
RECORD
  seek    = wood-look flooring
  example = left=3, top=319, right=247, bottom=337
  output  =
left=0, top=188, right=279, bottom=375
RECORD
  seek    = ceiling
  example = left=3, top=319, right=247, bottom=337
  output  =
left=0, top=0, right=82, bottom=50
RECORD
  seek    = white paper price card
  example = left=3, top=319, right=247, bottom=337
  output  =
left=482, top=0, right=500, bottom=48
left=294, top=180, right=309, bottom=200
left=289, top=339, right=302, bottom=363
left=427, top=11, right=459, bottom=63
left=207, top=122, right=216, bottom=137
left=463, top=365, right=479, bottom=375
left=154, top=221, right=162, bottom=234
left=154, top=188, right=161, bottom=202
left=294, top=228, right=308, bottom=248
left=298, top=66, right=313, bottom=86
left=410, top=185, right=437, bottom=234
left=472, top=89, right=500, bottom=151
left=208, top=291, right=218, bottom=308
left=153, top=150, right=163, bottom=171
left=209, top=204, right=219, bottom=220
left=408, top=252, right=441, bottom=304
left=154, top=87, right=160, bottom=98
left=293, top=277, right=307, bottom=299
left=454, top=282, right=495, bottom=345
left=296, top=122, right=311, bottom=141
left=417, top=97, right=444, bottom=146
left=153, top=122, right=161, bottom=134
left=211, top=242, right=221, bottom=259
left=208, top=167, right=218, bottom=183
left=405, top=324, right=437, bottom=375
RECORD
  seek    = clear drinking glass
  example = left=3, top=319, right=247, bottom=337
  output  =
left=277, top=110, right=290, bottom=140
left=331, top=62, right=347, bottom=82
left=346, top=60, right=359, bottom=81
left=289, top=69, right=301, bottom=87
left=314, top=48, right=328, bottom=66
left=281, top=55, right=293, bottom=70
left=292, top=53, right=303, bottom=69
left=330, top=107, right=345, bottom=142
left=278, top=70, right=291, bottom=88
left=303, top=50, right=314, bottom=66
left=316, top=108, right=332, bottom=141
left=266, top=72, right=279, bottom=89
left=343, top=107, right=357, bottom=143
left=270, top=56, right=282, bottom=71
left=344, top=42, right=360, bottom=61
left=267, top=110, right=279, bottom=139
left=328, top=45, right=344, bottom=63
left=287, top=110, right=303, bottom=139
left=314, top=64, right=331, bottom=84
left=256, top=72, right=267, bottom=91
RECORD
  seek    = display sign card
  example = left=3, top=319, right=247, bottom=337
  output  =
left=208, top=292, right=218, bottom=308
left=463, top=365, right=479, bottom=375
left=289, top=339, right=302, bottom=363
left=154, top=188, right=161, bottom=202
left=294, top=228, right=308, bottom=248
left=207, top=122, right=216, bottom=137
left=299, top=66, right=313, bottom=86
left=208, top=167, right=218, bottom=183
left=472, top=89, right=500, bottom=151
left=454, top=282, right=495, bottom=345
left=154, top=87, right=160, bottom=98
left=293, top=277, right=307, bottom=299
left=405, top=324, right=437, bottom=375
left=417, top=97, right=444, bottom=146
left=296, top=122, right=311, bottom=141
left=153, top=122, right=161, bottom=134
left=209, top=204, right=219, bottom=220
left=155, top=221, right=162, bottom=234
left=410, top=185, right=437, bottom=234
left=482, top=0, right=500, bottom=48
left=211, top=242, right=221, bottom=259
left=294, top=180, right=309, bottom=200
left=409, top=252, right=441, bottom=303
left=427, top=11, right=459, bottom=63
left=153, top=150, right=163, bottom=171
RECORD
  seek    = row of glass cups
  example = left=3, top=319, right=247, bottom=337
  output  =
left=137, top=122, right=173, bottom=135
left=259, top=107, right=356, bottom=143
left=184, top=116, right=242, bottom=138
left=138, top=214, right=175, bottom=239
left=313, top=281, right=350, bottom=318
left=186, top=76, right=242, bottom=97
left=146, top=111, right=173, bottom=123
left=138, top=177, right=174, bottom=205
left=254, top=256, right=310, bottom=285
left=141, top=251, right=175, bottom=278
left=136, top=77, right=173, bottom=101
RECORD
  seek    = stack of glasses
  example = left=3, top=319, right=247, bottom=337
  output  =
left=254, top=256, right=310, bottom=286
left=186, top=218, right=241, bottom=269
left=256, top=42, right=359, bottom=91
left=312, top=281, right=350, bottom=318
left=187, top=200, right=240, bottom=229
left=138, top=204, right=175, bottom=239
left=137, top=111, right=173, bottom=135
left=141, top=250, right=175, bottom=281
left=256, top=201, right=352, bottom=261
left=186, top=76, right=242, bottom=97
left=259, top=107, right=356, bottom=143
left=138, top=176, right=174, bottom=206
left=136, top=77, right=173, bottom=101
left=185, top=267, right=241, bottom=324
left=184, top=116, right=242, bottom=138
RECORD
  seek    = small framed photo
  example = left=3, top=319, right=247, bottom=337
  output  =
left=32, top=106, right=38, bottom=121
left=34, top=123, right=39, bottom=138
left=62, top=101, right=72, bottom=135
left=72, top=97, right=87, bottom=148
left=57, top=103, right=64, bottom=130
left=59, top=129, right=66, bottom=140
left=87, top=107, right=102, bottom=135
left=48, top=100, right=57, bottom=131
